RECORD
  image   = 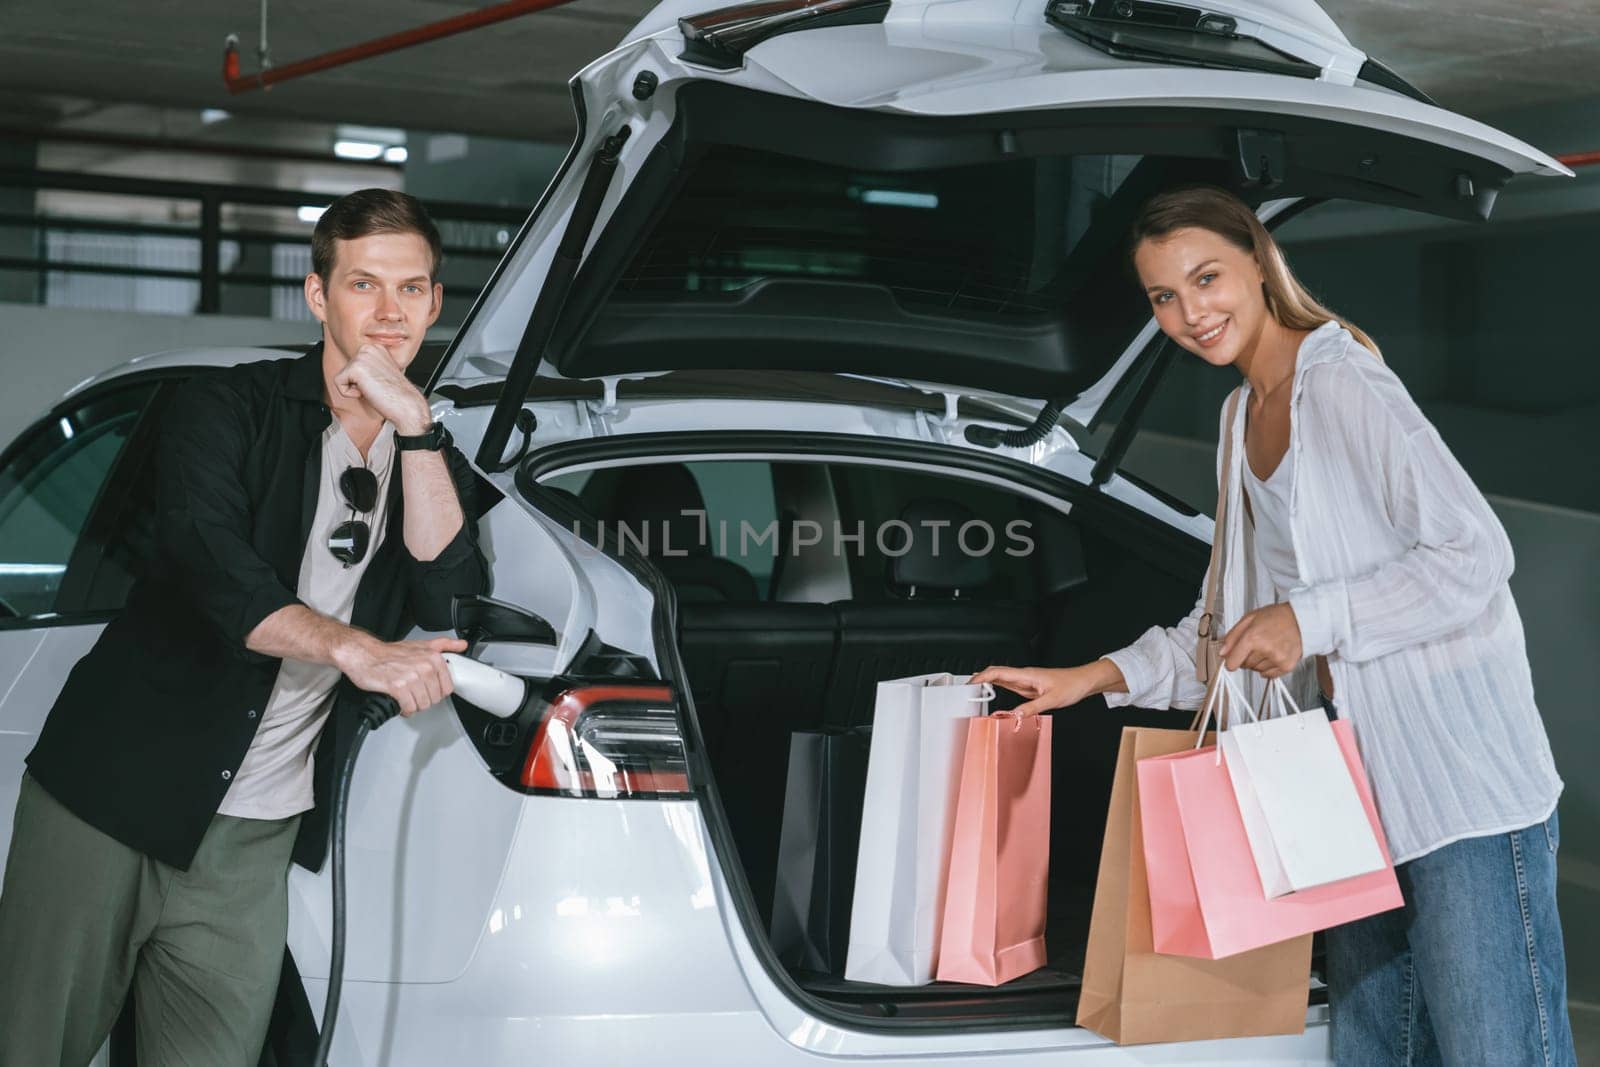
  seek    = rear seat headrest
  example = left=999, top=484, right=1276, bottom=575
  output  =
left=887, top=497, right=993, bottom=598
left=609, top=463, right=710, bottom=556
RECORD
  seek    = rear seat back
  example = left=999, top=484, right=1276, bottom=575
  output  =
left=679, top=602, right=837, bottom=926
left=825, top=497, right=1039, bottom=728
left=678, top=602, right=837, bottom=759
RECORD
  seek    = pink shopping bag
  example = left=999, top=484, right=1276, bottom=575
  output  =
left=935, top=713, right=1051, bottom=985
left=1137, top=715, right=1402, bottom=959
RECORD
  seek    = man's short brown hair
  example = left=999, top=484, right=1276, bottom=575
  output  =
left=311, top=188, right=443, bottom=282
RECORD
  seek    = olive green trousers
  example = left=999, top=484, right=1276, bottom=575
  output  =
left=0, top=773, right=300, bottom=1067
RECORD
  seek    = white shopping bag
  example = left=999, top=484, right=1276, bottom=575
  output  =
left=1218, top=675, right=1386, bottom=898
left=844, top=672, right=993, bottom=985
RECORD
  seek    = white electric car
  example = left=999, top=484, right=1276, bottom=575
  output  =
left=0, top=0, right=1569, bottom=1062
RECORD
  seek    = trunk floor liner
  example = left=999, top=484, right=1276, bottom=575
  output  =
left=794, top=965, right=1081, bottom=1000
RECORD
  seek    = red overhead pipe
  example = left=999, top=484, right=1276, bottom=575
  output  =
left=224, top=0, right=583, bottom=94
left=1557, top=151, right=1600, bottom=170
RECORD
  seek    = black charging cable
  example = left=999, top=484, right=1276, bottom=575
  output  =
left=313, top=692, right=401, bottom=1067
left=964, top=398, right=1065, bottom=449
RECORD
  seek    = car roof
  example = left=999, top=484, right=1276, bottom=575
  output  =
left=63, top=346, right=293, bottom=401
left=60, top=340, right=454, bottom=405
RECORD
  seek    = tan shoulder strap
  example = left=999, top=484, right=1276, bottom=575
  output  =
left=1196, top=389, right=1243, bottom=682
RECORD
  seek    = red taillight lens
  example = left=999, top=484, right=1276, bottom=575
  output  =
left=521, top=685, right=691, bottom=798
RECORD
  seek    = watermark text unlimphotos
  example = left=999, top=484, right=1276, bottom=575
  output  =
left=570, top=509, right=1035, bottom=559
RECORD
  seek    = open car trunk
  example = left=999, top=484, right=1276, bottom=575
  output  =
left=541, top=447, right=1289, bottom=1026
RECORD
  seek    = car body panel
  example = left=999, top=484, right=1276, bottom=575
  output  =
left=297, top=784, right=1331, bottom=1064
left=621, top=0, right=1355, bottom=54
left=0, top=626, right=74, bottom=861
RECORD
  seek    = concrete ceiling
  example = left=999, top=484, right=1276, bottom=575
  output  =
left=1, top=0, right=1597, bottom=146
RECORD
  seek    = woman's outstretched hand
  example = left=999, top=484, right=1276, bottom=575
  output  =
left=970, top=660, right=1125, bottom=717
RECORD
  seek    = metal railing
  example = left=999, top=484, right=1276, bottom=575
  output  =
left=0, top=168, right=528, bottom=319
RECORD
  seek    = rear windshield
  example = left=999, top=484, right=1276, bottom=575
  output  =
left=614, top=145, right=1143, bottom=318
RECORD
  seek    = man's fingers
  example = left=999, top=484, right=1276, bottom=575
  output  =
left=419, top=667, right=444, bottom=709
left=427, top=637, right=468, bottom=653
left=433, top=655, right=454, bottom=700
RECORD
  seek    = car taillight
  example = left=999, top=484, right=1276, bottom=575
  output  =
left=520, top=685, right=691, bottom=799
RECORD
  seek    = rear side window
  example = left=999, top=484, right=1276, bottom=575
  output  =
left=547, top=460, right=781, bottom=599
left=616, top=145, right=1143, bottom=317
left=683, top=460, right=779, bottom=595
left=827, top=463, right=1039, bottom=601
left=0, top=383, right=160, bottom=619
left=546, top=457, right=1046, bottom=604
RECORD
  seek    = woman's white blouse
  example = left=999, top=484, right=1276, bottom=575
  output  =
left=1104, top=321, right=1562, bottom=864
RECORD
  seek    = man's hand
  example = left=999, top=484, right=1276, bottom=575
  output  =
left=334, top=344, right=433, bottom=435
left=335, top=633, right=468, bottom=716
left=1220, top=603, right=1303, bottom=679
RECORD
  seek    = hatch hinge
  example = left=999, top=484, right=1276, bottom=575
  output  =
left=1236, top=128, right=1287, bottom=189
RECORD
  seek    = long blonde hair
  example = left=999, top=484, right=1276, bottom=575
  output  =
left=1128, top=186, right=1382, bottom=359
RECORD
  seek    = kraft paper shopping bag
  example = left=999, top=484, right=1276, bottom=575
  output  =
left=935, top=713, right=1051, bottom=986
left=1077, top=724, right=1312, bottom=1045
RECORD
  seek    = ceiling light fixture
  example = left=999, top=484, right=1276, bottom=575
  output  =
left=333, top=140, right=385, bottom=160
left=860, top=189, right=940, bottom=209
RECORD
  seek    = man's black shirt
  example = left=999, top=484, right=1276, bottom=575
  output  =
left=26, top=345, right=489, bottom=871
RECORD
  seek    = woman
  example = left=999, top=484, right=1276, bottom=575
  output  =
left=973, top=186, right=1573, bottom=1066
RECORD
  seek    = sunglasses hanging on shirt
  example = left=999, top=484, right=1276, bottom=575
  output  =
left=328, top=466, right=378, bottom=567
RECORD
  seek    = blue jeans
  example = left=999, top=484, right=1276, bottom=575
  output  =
left=1326, top=811, right=1575, bottom=1066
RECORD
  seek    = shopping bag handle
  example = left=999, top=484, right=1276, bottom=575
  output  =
left=1255, top=676, right=1310, bottom=731
left=992, top=709, right=1044, bottom=733
left=1190, top=667, right=1255, bottom=754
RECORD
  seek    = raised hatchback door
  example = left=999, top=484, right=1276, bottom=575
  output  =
left=437, top=0, right=1567, bottom=468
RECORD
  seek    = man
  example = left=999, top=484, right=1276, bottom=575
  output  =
left=0, top=188, right=489, bottom=1065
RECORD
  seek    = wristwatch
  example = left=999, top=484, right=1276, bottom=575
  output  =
left=396, top=421, right=452, bottom=452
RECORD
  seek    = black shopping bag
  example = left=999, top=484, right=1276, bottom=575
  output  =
left=768, top=727, right=872, bottom=974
